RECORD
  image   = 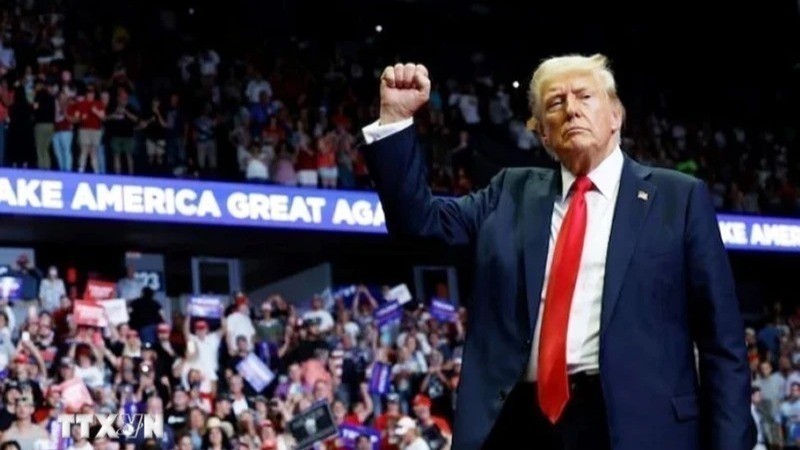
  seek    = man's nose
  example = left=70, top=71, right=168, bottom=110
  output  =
left=565, top=94, right=581, bottom=118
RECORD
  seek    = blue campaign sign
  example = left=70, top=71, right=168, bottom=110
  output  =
left=0, top=168, right=386, bottom=234
left=0, top=168, right=798, bottom=253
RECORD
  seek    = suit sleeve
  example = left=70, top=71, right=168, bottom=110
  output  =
left=685, top=179, right=755, bottom=450
left=362, top=125, right=502, bottom=246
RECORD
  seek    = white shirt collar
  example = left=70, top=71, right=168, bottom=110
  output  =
left=560, top=146, right=624, bottom=200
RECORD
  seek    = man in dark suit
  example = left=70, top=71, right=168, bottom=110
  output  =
left=360, top=54, right=754, bottom=450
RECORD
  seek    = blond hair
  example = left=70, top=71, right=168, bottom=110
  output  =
left=527, top=53, right=623, bottom=126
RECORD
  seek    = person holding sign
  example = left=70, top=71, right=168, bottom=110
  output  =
left=362, top=56, right=753, bottom=450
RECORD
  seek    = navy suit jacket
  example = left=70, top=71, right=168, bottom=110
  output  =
left=363, top=126, right=755, bottom=450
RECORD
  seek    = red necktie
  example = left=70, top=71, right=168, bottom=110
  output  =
left=537, top=175, right=593, bottom=423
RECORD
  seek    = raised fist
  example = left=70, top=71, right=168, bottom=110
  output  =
left=379, top=63, right=431, bottom=125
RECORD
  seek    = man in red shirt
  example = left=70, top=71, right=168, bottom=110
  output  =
left=376, top=393, right=403, bottom=450
left=412, top=395, right=452, bottom=450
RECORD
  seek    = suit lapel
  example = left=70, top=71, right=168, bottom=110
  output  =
left=521, top=170, right=559, bottom=335
left=600, top=157, right=656, bottom=335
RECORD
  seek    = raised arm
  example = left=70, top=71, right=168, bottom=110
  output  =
left=362, top=63, right=503, bottom=246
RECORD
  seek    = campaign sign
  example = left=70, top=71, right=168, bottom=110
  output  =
left=59, top=377, right=94, bottom=412
left=0, top=276, right=21, bottom=300
left=288, top=401, right=338, bottom=450
left=236, top=353, right=275, bottom=393
left=339, top=424, right=381, bottom=450
left=188, top=296, right=223, bottom=319
left=429, top=299, right=457, bottom=323
left=84, top=280, right=116, bottom=300
left=73, top=301, right=108, bottom=327
left=374, top=301, right=402, bottom=328
left=384, top=284, right=413, bottom=305
left=101, top=299, right=130, bottom=326
left=368, top=362, right=392, bottom=395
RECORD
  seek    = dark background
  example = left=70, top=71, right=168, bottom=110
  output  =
left=3, top=0, right=798, bottom=323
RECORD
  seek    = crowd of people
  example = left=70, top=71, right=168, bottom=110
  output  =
left=0, top=2, right=794, bottom=217
left=0, top=253, right=463, bottom=450
left=749, top=303, right=800, bottom=450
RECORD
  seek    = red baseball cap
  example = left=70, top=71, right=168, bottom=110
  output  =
left=412, top=394, right=431, bottom=408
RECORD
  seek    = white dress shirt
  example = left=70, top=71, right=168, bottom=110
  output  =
left=526, top=145, right=623, bottom=381
left=361, top=119, right=624, bottom=381
left=362, top=118, right=413, bottom=144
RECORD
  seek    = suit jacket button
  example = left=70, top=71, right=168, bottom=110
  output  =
left=499, top=389, right=508, bottom=401
left=524, top=338, right=532, bottom=348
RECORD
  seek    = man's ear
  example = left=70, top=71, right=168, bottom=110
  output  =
left=611, top=100, right=625, bottom=133
left=528, top=116, right=548, bottom=146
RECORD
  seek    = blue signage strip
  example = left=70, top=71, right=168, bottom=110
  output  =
left=717, top=213, right=800, bottom=253
left=0, top=169, right=798, bottom=252
left=0, top=168, right=386, bottom=234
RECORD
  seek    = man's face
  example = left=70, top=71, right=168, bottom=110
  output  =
left=230, top=376, right=243, bottom=393
left=760, top=362, right=773, bottom=377
left=15, top=400, right=33, bottom=419
left=174, top=390, right=188, bottom=408
left=413, top=404, right=430, bottom=420
left=538, top=71, right=622, bottom=175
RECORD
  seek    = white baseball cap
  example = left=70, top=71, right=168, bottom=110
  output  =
left=394, top=416, right=417, bottom=435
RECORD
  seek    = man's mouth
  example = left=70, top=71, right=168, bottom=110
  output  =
left=564, top=127, right=588, bottom=136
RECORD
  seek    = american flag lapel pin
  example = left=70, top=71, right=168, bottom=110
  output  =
left=637, top=190, right=649, bottom=201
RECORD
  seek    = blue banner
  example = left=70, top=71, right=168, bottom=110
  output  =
left=717, top=213, right=800, bottom=253
left=0, top=168, right=385, bottom=234
left=429, top=299, right=457, bottom=323
left=0, top=169, right=798, bottom=252
left=368, top=362, right=392, bottom=395
left=339, top=424, right=381, bottom=450
left=374, top=301, right=402, bottom=328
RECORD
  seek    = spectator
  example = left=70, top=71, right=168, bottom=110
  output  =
left=52, top=89, right=78, bottom=171
left=752, top=386, right=779, bottom=450
left=6, top=86, right=35, bottom=169
left=393, top=417, right=430, bottom=450
left=193, top=103, right=218, bottom=171
left=0, top=395, right=49, bottom=448
left=37, top=266, right=65, bottom=312
left=31, top=80, right=55, bottom=169
left=106, top=87, right=139, bottom=174
left=781, top=383, right=800, bottom=449
left=141, top=97, right=167, bottom=169
left=117, top=266, right=145, bottom=301
left=75, top=84, right=105, bottom=173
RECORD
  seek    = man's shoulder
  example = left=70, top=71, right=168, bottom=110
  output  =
left=646, top=165, right=703, bottom=188
left=629, top=157, right=703, bottom=191
left=492, top=166, right=556, bottom=191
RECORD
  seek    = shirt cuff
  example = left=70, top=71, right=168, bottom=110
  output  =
left=361, top=117, right=414, bottom=145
